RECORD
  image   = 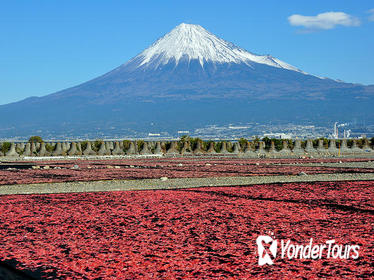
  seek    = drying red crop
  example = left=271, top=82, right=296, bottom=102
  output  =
left=0, top=181, right=373, bottom=279
left=1, top=158, right=373, bottom=185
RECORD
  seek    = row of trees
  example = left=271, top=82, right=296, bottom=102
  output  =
left=1, top=136, right=374, bottom=154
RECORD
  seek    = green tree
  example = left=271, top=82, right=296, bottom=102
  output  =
left=252, top=137, right=260, bottom=150
left=1, top=142, right=11, bottom=154
left=122, top=140, right=131, bottom=152
left=180, top=135, right=190, bottom=142
left=189, top=137, right=203, bottom=151
left=215, top=141, right=223, bottom=153
left=164, top=141, right=172, bottom=151
left=312, top=139, right=319, bottom=148
left=225, top=141, right=233, bottom=153
left=286, top=139, right=294, bottom=149
left=238, top=138, right=247, bottom=150
left=28, top=136, right=43, bottom=143
left=137, top=140, right=145, bottom=152
left=202, top=140, right=210, bottom=151
left=93, top=139, right=103, bottom=152
left=356, top=138, right=366, bottom=148
left=177, top=135, right=190, bottom=152
left=273, top=139, right=283, bottom=151
left=262, top=137, right=271, bottom=150
left=45, top=143, right=54, bottom=153
left=317, top=137, right=329, bottom=148
left=81, top=141, right=88, bottom=151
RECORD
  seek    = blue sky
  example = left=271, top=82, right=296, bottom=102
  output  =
left=1, top=0, right=373, bottom=104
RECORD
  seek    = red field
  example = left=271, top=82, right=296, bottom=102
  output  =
left=0, top=181, right=373, bottom=279
left=1, top=158, right=373, bottom=185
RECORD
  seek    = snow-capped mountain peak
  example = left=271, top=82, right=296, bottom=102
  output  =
left=135, top=23, right=304, bottom=73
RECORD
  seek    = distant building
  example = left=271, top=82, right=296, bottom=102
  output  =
left=263, top=133, right=292, bottom=139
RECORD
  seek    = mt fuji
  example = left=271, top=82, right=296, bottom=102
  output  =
left=134, top=23, right=304, bottom=71
left=1, top=23, right=373, bottom=137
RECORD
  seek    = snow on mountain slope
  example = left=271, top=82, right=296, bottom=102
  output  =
left=134, top=23, right=305, bottom=73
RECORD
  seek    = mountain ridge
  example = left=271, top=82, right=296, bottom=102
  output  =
left=0, top=23, right=373, bottom=137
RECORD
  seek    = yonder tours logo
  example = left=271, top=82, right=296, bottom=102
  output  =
left=256, top=234, right=360, bottom=266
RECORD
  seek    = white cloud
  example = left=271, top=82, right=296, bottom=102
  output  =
left=368, top=9, right=374, bottom=21
left=288, top=12, right=360, bottom=30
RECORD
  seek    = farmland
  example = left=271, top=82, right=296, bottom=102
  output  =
left=0, top=157, right=373, bottom=279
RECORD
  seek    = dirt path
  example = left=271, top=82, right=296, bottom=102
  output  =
left=1, top=172, right=374, bottom=195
